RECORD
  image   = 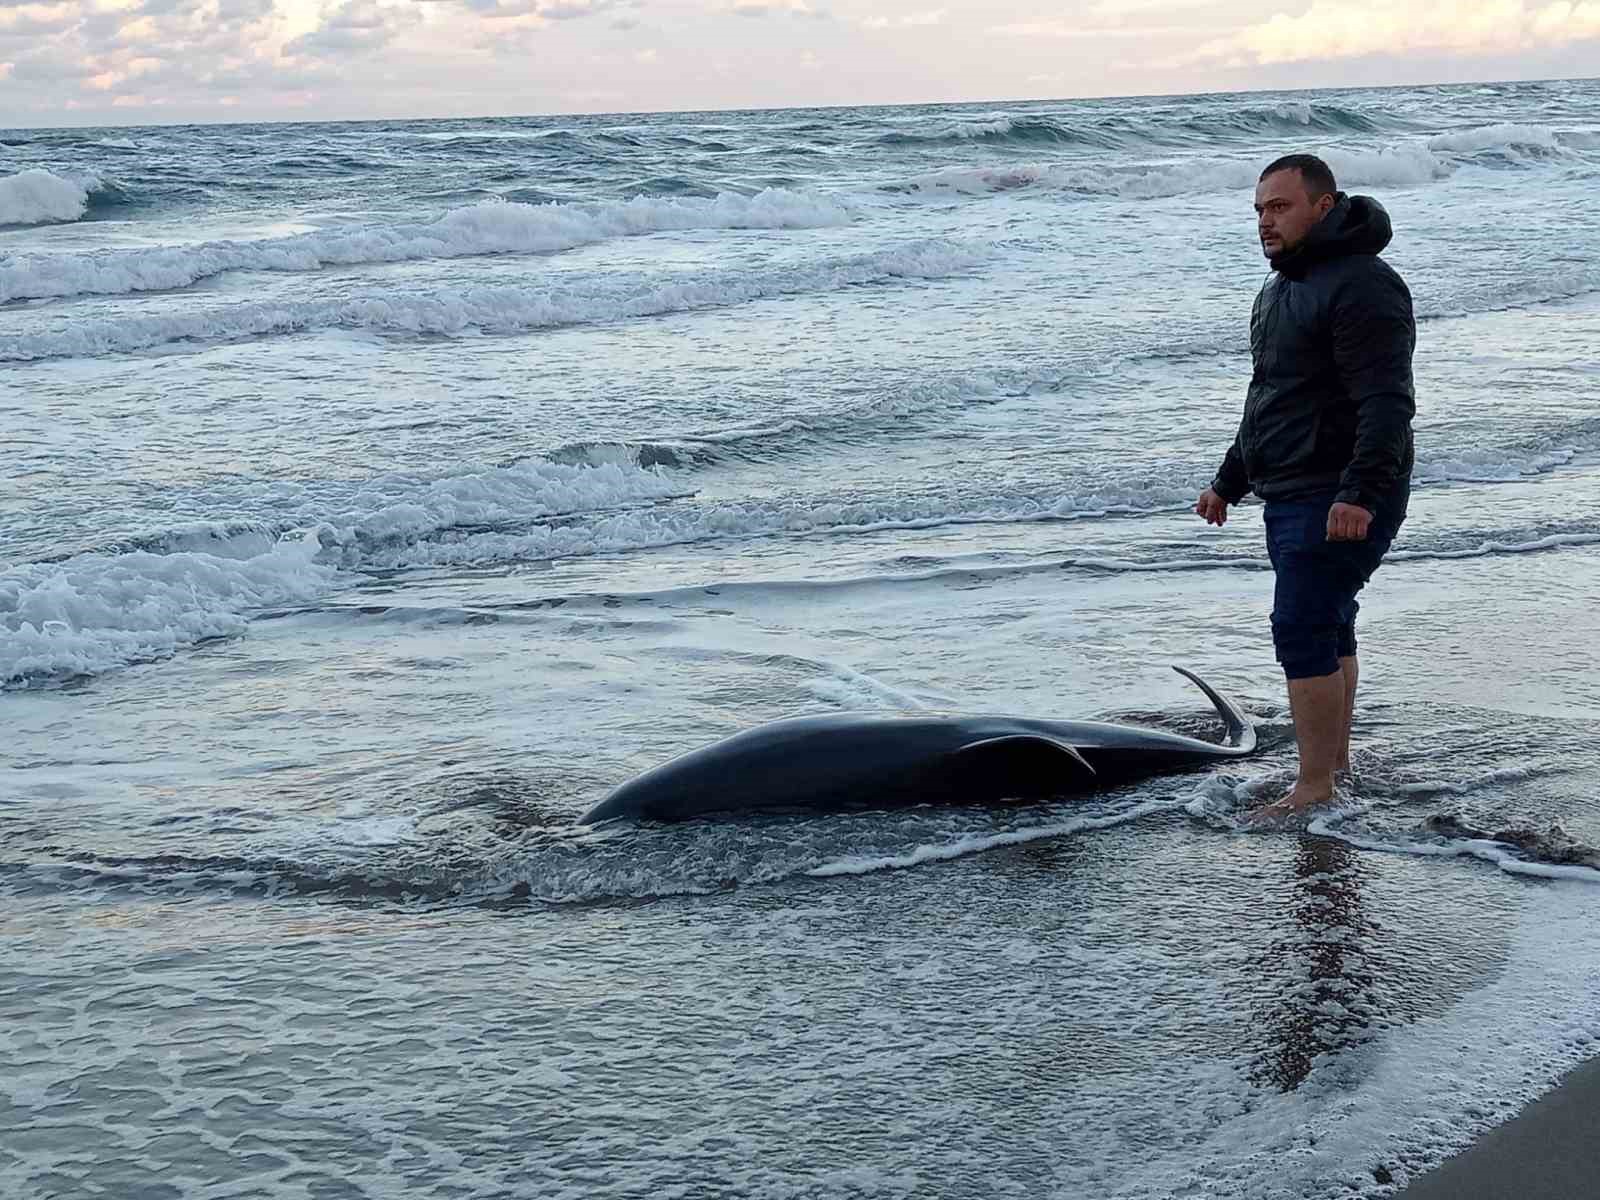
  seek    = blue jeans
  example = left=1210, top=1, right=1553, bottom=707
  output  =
left=1263, top=485, right=1408, bottom=680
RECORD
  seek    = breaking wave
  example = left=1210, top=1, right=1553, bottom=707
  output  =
left=889, top=123, right=1590, bottom=198
left=872, top=103, right=1392, bottom=151
left=0, top=239, right=991, bottom=361
left=0, top=169, right=120, bottom=226
left=0, top=457, right=691, bottom=686
left=0, top=188, right=856, bottom=303
left=11, top=444, right=1600, bottom=690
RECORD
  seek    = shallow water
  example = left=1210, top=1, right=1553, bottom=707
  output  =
left=4, top=80, right=1600, bottom=1198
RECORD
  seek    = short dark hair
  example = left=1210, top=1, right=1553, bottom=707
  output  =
left=1259, top=154, right=1338, bottom=199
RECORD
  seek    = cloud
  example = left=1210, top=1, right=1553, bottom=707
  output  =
left=6, top=41, right=96, bottom=79
left=198, top=58, right=328, bottom=89
left=731, top=0, right=827, bottom=17
left=1088, top=0, right=1229, bottom=13
left=988, top=18, right=1206, bottom=38
left=286, top=0, right=421, bottom=58
left=0, top=2, right=77, bottom=35
left=861, top=8, right=942, bottom=29
left=458, top=0, right=624, bottom=19
left=0, top=0, right=319, bottom=101
left=6, top=0, right=1596, bottom=127
left=1183, top=0, right=1600, bottom=66
left=543, top=0, right=616, bottom=16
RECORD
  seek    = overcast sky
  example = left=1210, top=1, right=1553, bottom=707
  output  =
left=2, top=0, right=1598, bottom=127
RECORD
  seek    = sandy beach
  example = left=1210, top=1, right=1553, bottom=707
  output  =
left=1396, top=1054, right=1600, bottom=1198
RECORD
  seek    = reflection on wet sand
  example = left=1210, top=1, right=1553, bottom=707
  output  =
left=1252, top=836, right=1389, bottom=1092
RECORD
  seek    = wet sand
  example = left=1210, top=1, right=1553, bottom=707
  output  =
left=1395, top=1053, right=1600, bottom=1198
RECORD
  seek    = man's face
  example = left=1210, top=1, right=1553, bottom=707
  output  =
left=1254, top=169, right=1335, bottom=261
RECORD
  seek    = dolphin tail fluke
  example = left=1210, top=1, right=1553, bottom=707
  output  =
left=1173, top=666, right=1256, bottom=753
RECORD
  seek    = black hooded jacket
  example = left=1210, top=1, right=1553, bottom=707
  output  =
left=1211, top=193, right=1415, bottom=512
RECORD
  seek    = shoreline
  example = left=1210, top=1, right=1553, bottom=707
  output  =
left=1393, top=1052, right=1600, bottom=1198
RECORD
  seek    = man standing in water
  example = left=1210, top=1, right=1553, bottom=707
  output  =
left=1195, top=154, right=1415, bottom=821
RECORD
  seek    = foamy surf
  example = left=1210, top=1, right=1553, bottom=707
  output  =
left=0, top=535, right=339, bottom=686
left=1308, top=817, right=1600, bottom=885
left=0, top=239, right=992, bottom=360
left=327, top=480, right=1208, bottom=572
left=0, top=188, right=856, bottom=303
left=10, top=451, right=1595, bottom=689
left=808, top=798, right=1183, bottom=876
left=0, top=457, right=690, bottom=686
left=0, top=169, right=99, bottom=227
left=893, top=123, right=1586, bottom=199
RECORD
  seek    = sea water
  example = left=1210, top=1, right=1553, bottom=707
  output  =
left=3, top=80, right=1600, bottom=1198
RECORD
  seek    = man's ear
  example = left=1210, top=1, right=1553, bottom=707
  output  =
left=1315, top=192, right=1336, bottom=218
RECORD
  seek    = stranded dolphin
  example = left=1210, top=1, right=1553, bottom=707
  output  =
left=578, top=667, right=1257, bottom=824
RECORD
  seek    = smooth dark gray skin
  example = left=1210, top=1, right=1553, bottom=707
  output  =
left=578, top=667, right=1256, bottom=824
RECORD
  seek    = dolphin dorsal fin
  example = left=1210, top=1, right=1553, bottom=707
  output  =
left=952, top=735, right=1096, bottom=776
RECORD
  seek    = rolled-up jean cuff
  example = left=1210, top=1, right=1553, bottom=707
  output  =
left=1336, top=622, right=1357, bottom=659
left=1271, top=619, right=1345, bottom=679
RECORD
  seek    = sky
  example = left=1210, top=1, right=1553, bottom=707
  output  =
left=1, top=0, right=1598, bottom=127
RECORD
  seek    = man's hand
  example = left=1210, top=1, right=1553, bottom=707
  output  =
left=1326, top=502, right=1373, bottom=542
left=1195, top=488, right=1229, bottom=526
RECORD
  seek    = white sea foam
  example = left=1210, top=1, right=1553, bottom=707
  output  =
left=0, top=239, right=991, bottom=361
left=925, top=116, right=1023, bottom=140
left=276, top=457, right=692, bottom=551
left=0, top=458, right=690, bottom=685
left=0, top=468, right=1248, bottom=686
left=1307, top=817, right=1600, bottom=884
left=335, top=480, right=1203, bottom=572
left=90, top=461, right=1598, bottom=588
left=807, top=798, right=1181, bottom=876
left=1110, top=886, right=1600, bottom=1199
left=1318, top=144, right=1445, bottom=187
left=0, top=536, right=339, bottom=685
left=1386, top=531, right=1600, bottom=563
left=897, top=163, right=1058, bottom=195
left=0, top=169, right=94, bottom=226
left=900, top=150, right=1441, bottom=199
left=1417, top=262, right=1600, bottom=318
left=899, top=124, right=1568, bottom=200
left=111, top=457, right=693, bottom=563
left=879, top=114, right=1035, bottom=144
left=1415, top=444, right=1578, bottom=483
left=1188, top=762, right=1600, bottom=882
left=1427, top=122, right=1560, bottom=154
left=326, top=815, right=421, bottom=848
left=4, top=447, right=1595, bottom=691
left=0, top=188, right=856, bottom=303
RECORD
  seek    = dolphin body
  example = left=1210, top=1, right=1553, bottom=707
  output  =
left=578, top=667, right=1257, bottom=824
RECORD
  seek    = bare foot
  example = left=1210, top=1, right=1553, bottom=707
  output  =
left=1245, top=780, right=1334, bottom=829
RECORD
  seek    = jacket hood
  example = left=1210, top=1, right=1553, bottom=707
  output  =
left=1272, top=192, right=1393, bottom=278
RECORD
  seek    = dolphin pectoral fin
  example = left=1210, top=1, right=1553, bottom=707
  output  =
left=952, top=735, right=1096, bottom=782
